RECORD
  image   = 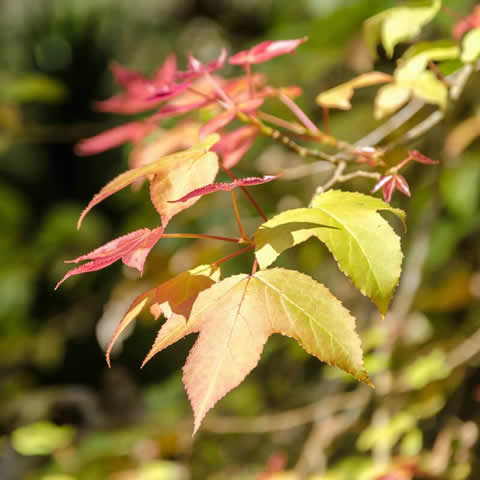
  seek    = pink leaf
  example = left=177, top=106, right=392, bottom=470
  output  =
left=394, top=175, right=411, bottom=197
left=75, top=122, right=156, bottom=156
left=152, top=53, right=177, bottom=87
left=213, top=126, right=258, bottom=168
left=168, top=175, right=278, bottom=203
left=229, top=37, right=307, bottom=65
left=200, top=109, right=238, bottom=139
left=408, top=150, right=439, bottom=165
left=177, top=49, right=227, bottom=80
left=56, top=227, right=164, bottom=289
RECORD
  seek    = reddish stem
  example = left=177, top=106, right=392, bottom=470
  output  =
left=221, top=166, right=268, bottom=222
left=161, top=233, right=242, bottom=243
left=279, top=93, right=319, bottom=133
left=251, top=258, right=258, bottom=276
left=213, top=245, right=254, bottom=266
left=231, top=190, right=249, bottom=242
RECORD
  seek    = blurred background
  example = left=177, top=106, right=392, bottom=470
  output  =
left=1, top=0, right=480, bottom=479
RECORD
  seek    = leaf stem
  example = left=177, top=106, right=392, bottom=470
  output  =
left=279, top=93, right=320, bottom=133
left=221, top=166, right=268, bottom=221
left=161, top=233, right=243, bottom=243
left=231, top=191, right=249, bottom=242
left=213, top=245, right=254, bottom=266
left=322, top=106, right=331, bottom=135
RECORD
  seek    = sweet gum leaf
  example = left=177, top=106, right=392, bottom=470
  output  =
left=254, top=191, right=405, bottom=315
left=142, top=268, right=369, bottom=434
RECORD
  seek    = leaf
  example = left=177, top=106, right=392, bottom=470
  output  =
left=316, top=72, right=392, bottom=110
left=12, top=422, right=74, bottom=456
left=78, top=135, right=219, bottom=228
left=364, top=0, right=442, bottom=58
left=143, top=268, right=369, bottom=434
left=106, top=264, right=220, bottom=366
left=149, top=150, right=219, bottom=225
left=229, top=38, right=307, bottom=65
left=392, top=41, right=459, bottom=109
left=374, top=84, right=411, bottom=119
left=55, top=227, right=164, bottom=289
left=168, top=175, right=278, bottom=203
left=4, top=73, right=68, bottom=103
left=461, top=27, right=480, bottom=63
left=254, top=191, right=405, bottom=315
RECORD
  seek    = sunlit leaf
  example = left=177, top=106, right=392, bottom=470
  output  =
left=168, top=175, right=278, bottom=203
left=142, top=268, right=369, bottom=434
left=316, top=72, right=392, bottom=110
left=461, top=27, right=480, bottom=62
left=78, top=135, right=219, bottom=228
left=364, top=0, right=442, bottom=57
left=255, top=191, right=405, bottom=314
left=106, top=264, right=220, bottom=366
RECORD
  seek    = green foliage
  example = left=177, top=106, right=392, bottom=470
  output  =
left=255, top=191, right=405, bottom=314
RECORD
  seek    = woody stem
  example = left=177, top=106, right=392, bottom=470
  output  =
left=161, top=233, right=243, bottom=243
left=214, top=245, right=254, bottom=267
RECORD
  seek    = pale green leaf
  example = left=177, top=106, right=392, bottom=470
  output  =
left=410, top=70, right=448, bottom=108
left=364, top=0, right=442, bottom=57
left=395, top=41, right=459, bottom=84
left=255, top=190, right=405, bottom=314
left=374, top=83, right=411, bottom=119
left=461, top=27, right=480, bottom=63
left=316, top=72, right=392, bottom=110
left=11, top=421, right=74, bottom=456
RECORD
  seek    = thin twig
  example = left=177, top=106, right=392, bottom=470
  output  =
left=213, top=245, right=254, bottom=267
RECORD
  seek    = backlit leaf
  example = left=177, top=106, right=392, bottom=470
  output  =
left=316, top=72, right=392, bottom=110
left=142, top=268, right=369, bottom=433
left=168, top=175, right=278, bottom=203
left=374, top=84, right=411, bottom=119
left=255, top=191, right=405, bottom=314
left=461, top=27, right=480, bottom=63
left=106, top=264, right=220, bottom=366
left=364, top=0, right=442, bottom=57
left=78, top=135, right=219, bottom=228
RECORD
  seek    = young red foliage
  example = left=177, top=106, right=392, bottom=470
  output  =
left=55, top=227, right=164, bottom=289
left=168, top=175, right=279, bottom=203
left=229, top=37, right=307, bottom=65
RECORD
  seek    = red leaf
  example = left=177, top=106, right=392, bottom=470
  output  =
left=408, top=150, right=439, bottom=165
left=75, top=122, right=156, bottom=156
left=229, top=37, right=307, bottom=65
left=394, top=175, right=411, bottom=197
left=56, top=227, right=164, bottom=289
left=199, top=97, right=264, bottom=138
left=213, top=126, right=258, bottom=168
left=177, top=49, right=227, bottom=80
left=168, top=175, right=278, bottom=203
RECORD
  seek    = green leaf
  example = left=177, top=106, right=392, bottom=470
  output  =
left=255, top=191, right=405, bottom=314
left=461, top=27, right=480, bottom=63
left=364, top=0, right=442, bottom=57
left=374, top=83, right=411, bottom=119
left=395, top=41, right=459, bottom=83
left=11, top=421, right=74, bottom=456
left=143, top=268, right=369, bottom=433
